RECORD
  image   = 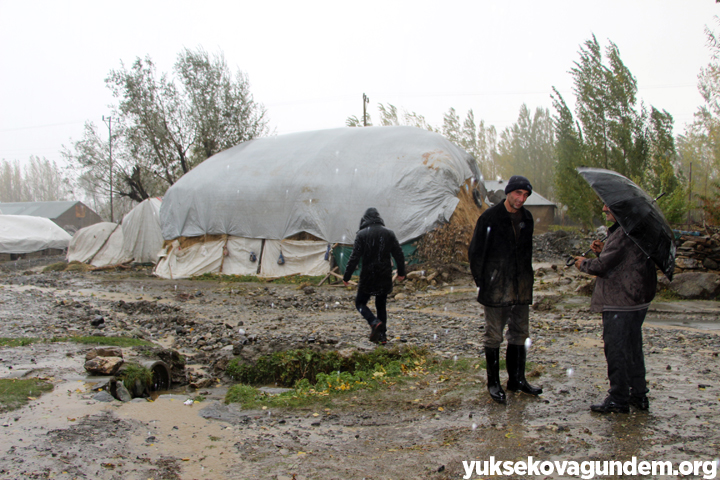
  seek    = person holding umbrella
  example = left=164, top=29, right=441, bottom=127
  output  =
left=572, top=167, right=675, bottom=414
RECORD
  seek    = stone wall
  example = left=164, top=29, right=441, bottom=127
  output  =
left=674, top=233, right=720, bottom=273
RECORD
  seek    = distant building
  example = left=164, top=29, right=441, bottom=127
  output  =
left=482, top=180, right=558, bottom=233
left=0, top=201, right=103, bottom=235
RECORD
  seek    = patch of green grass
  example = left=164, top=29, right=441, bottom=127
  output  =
left=656, top=288, right=682, bottom=301
left=226, top=346, right=427, bottom=387
left=119, top=363, right=153, bottom=391
left=548, top=225, right=582, bottom=233
left=225, top=346, right=448, bottom=408
left=195, top=272, right=326, bottom=285
left=0, top=338, right=42, bottom=347
left=0, top=378, right=53, bottom=413
left=66, top=261, right=91, bottom=272
left=43, top=262, right=68, bottom=272
left=224, top=347, right=518, bottom=410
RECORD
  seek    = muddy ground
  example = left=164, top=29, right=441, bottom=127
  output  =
left=1, top=254, right=720, bottom=480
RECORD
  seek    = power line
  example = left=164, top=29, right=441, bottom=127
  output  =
left=0, top=120, right=86, bottom=133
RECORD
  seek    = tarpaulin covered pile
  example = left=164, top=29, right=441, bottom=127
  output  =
left=67, top=198, right=163, bottom=266
left=157, top=126, right=482, bottom=279
left=0, top=215, right=71, bottom=253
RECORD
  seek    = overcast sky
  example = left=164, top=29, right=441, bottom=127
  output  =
left=0, top=0, right=718, bottom=166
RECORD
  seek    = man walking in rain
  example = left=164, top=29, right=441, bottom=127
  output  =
left=343, top=208, right=406, bottom=345
left=468, top=175, right=542, bottom=404
left=574, top=204, right=657, bottom=413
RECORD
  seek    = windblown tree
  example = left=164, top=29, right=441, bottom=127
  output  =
left=0, top=157, right=72, bottom=202
left=679, top=18, right=720, bottom=223
left=551, top=87, right=596, bottom=226
left=345, top=103, right=499, bottom=180
left=64, top=47, right=268, bottom=205
left=440, top=108, right=499, bottom=180
left=497, top=104, right=556, bottom=199
left=552, top=35, right=685, bottom=226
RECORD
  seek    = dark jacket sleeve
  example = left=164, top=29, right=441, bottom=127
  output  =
left=343, top=234, right=363, bottom=282
left=390, top=233, right=406, bottom=277
left=578, top=229, right=625, bottom=277
left=468, top=214, right=488, bottom=287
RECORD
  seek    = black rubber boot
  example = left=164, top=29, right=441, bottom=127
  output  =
left=506, top=344, right=542, bottom=396
left=484, top=347, right=506, bottom=404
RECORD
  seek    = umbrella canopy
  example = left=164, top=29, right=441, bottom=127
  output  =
left=577, top=167, right=676, bottom=280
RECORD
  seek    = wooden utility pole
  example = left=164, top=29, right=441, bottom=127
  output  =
left=363, top=93, right=369, bottom=127
left=687, top=161, right=692, bottom=224
left=102, top=115, right=114, bottom=223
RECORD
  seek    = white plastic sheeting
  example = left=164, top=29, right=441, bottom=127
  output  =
left=153, top=237, right=329, bottom=279
left=66, top=222, right=125, bottom=264
left=66, top=198, right=163, bottom=267
left=0, top=215, right=71, bottom=253
left=259, top=240, right=330, bottom=278
left=89, top=226, right=129, bottom=267
left=121, top=198, right=163, bottom=263
left=160, top=126, right=481, bottom=245
left=222, top=237, right=263, bottom=275
left=154, top=239, right=224, bottom=279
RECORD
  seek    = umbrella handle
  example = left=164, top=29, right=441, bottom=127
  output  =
left=565, top=235, right=608, bottom=267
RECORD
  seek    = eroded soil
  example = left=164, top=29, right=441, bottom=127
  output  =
left=1, top=256, right=720, bottom=479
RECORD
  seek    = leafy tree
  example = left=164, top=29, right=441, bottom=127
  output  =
left=681, top=18, right=720, bottom=223
left=570, top=35, right=647, bottom=179
left=698, top=180, right=720, bottom=224
left=551, top=88, right=598, bottom=227
left=0, top=157, right=71, bottom=203
left=644, top=108, right=687, bottom=222
left=176, top=48, right=269, bottom=161
left=497, top=104, right=556, bottom=198
left=65, top=47, right=268, bottom=205
left=476, top=120, right=500, bottom=180
left=442, top=107, right=462, bottom=145
left=346, top=113, right=372, bottom=127
left=553, top=36, right=685, bottom=226
left=344, top=103, right=496, bottom=179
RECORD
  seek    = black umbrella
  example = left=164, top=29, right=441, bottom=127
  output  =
left=576, top=167, right=676, bottom=280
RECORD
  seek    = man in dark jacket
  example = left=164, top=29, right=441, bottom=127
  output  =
left=343, top=208, right=406, bottom=344
left=468, top=175, right=542, bottom=404
left=574, top=204, right=657, bottom=413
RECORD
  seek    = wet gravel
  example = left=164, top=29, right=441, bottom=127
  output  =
left=1, top=254, right=720, bottom=479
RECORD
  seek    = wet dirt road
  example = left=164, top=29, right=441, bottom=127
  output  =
left=1, top=261, right=719, bottom=479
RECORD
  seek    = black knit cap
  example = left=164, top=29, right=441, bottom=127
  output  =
left=504, top=175, right=533, bottom=196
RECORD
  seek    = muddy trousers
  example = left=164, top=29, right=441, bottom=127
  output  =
left=355, top=291, right=387, bottom=332
left=483, top=305, right=529, bottom=348
left=602, top=309, right=649, bottom=404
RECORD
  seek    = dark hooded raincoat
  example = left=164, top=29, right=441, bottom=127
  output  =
left=343, top=208, right=406, bottom=296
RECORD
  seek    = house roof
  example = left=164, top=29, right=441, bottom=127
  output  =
left=0, top=201, right=85, bottom=219
left=482, top=180, right=556, bottom=207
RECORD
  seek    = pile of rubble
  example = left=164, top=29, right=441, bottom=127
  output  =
left=532, top=229, right=598, bottom=263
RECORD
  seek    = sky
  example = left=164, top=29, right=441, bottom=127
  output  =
left=0, top=0, right=718, bottom=167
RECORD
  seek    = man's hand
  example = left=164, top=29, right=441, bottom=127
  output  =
left=590, top=239, right=604, bottom=254
left=573, top=256, right=584, bottom=269
left=396, top=276, right=405, bottom=282
left=343, top=280, right=349, bottom=286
